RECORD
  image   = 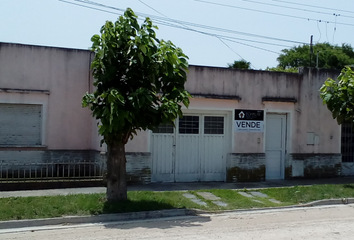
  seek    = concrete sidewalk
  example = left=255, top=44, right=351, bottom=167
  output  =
left=1, top=177, right=354, bottom=198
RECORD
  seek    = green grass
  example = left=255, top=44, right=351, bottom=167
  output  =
left=0, top=191, right=201, bottom=221
left=1, top=184, right=354, bottom=221
left=261, top=184, right=354, bottom=204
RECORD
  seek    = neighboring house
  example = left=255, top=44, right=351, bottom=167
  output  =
left=0, top=42, right=349, bottom=185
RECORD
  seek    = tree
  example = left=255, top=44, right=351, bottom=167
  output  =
left=82, top=8, right=190, bottom=201
left=265, top=66, right=298, bottom=73
left=227, top=59, right=251, bottom=69
left=320, top=67, right=354, bottom=124
left=277, top=43, right=354, bottom=70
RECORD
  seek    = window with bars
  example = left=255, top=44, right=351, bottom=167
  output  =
left=342, top=121, right=354, bottom=162
left=152, top=123, right=174, bottom=134
left=179, top=116, right=199, bottom=134
left=204, top=116, right=224, bottom=134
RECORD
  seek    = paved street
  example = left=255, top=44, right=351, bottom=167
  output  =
left=2, top=205, right=354, bottom=239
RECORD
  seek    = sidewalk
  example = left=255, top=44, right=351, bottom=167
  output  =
left=1, top=177, right=354, bottom=198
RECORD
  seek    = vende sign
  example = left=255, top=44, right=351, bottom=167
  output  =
left=235, top=109, right=264, bottom=132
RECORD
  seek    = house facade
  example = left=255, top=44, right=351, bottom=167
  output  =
left=0, top=42, right=348, bottom=184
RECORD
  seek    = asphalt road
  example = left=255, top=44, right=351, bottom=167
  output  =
left=2, top=205, right=354, bottom=240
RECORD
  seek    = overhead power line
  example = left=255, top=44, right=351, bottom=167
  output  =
left=138, top=0, right=258, bottom=68
left=62, top=0, right=306, bottom=46
left=271, top=0, right=354, bottom=15
left=60, top=0, right=287, bottom=57
left=241, top=0, right=354, bottom=19
left=193, top=0, right=354, bottom=27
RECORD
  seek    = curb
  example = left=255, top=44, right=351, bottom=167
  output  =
left=0, top=209, right=197, bottom=230
left=194, top=198, right=354, bottom=215
left=300, top=197, right=354, bottom=207
left=1, top=198, right=354, bottom=230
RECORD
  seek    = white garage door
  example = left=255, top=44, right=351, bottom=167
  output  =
left=152, top=114, right=227, bottom=182
left=0, top=103, right=42, bottom=145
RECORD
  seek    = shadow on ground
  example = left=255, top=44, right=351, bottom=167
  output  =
left=100, top=199, right=211, bottom=230
left=103, top=215, right=211, bottom=230
left=343, top=184, right=354, bottom=190
left=101, top=199, right=177, bottom=214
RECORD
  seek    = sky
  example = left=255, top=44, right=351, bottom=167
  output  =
left=1, top=0, right=353, bottom=70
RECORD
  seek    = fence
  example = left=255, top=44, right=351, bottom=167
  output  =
left=0, top=150, right=106, bottom=183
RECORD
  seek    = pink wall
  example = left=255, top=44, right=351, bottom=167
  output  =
left=0, top=43, right=93, bottom=149
left=0, top=44, right=341, bottom=155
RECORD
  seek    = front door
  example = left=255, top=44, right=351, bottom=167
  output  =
left=265, top=114, right=286, bottom=179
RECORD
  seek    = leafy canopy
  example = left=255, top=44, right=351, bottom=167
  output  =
left=278, top=43, right=354, bottom=70
left=82, top=8, right=190, bottom=145
left=320, top=67, right=354, bottom=124
left=265, top=66, right=298, bottom=73
left=227, top=59, right=251, bottom=69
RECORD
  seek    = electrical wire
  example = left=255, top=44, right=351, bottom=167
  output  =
left=139, top=0, right=258, bottom=68
left=193, top=0, right=354, bottom=27
left=316, top=21, right=322, bottom=43
left=241, top=0, right=354, bottom=19
left=271, top=0, right=354, bottom=15
left=60, top=0, right=288, bottom=51
left=65, top=0, right=307, bottom=45
left=325, top=22, right=329, bottom=42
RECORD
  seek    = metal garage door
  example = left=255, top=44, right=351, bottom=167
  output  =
left=152, top=114, right=227, bottom=182
left=0, top=103, right=42, bottom=145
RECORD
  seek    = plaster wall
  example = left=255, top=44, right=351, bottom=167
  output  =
left=0, top=43, right=94, bottom=150
left=186, top=65, right=341, bottom=155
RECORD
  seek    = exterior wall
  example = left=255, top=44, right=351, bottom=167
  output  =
left=0, top=43, right=344, bottom=183
left=227, top=153, right=265, bottom=182
left=125, top=152, right=152, bottom=184
left=295, top=68, right=341, bottom=154
left=183, top=66, right=341, bottom=181
left=0, top=43, right=94, bottom=150
left=342, top=163, right=354, bottom=176
left=186, top=66, right=341, bottom=155
left=289, top=154, right=342, bottom=178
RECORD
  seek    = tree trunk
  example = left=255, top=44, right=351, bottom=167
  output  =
left=106, top=141, right=127, bottom=201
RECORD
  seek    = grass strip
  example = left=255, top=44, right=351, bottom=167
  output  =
left=261, top=184, right=354, bottom=204
left=1, top=184, right=354, bottom=221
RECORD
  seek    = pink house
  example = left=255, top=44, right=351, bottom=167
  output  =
left=0, top=42, right=350, bottom=187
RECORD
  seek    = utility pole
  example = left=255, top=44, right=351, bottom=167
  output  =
left=310, top=35, right=313, bottom=68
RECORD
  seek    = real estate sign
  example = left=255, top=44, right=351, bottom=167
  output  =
left=235, top=109, right=264, bottom=132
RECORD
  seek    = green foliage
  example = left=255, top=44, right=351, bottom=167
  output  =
left=82, top=8, right=190, bottom=145
left=265, top=66, right=298, bottom=73
left=320, top=67, right=354, bottom=124
left=227, top=59, right=251, bottom=69
left=278, top=43, right=354, bottom=69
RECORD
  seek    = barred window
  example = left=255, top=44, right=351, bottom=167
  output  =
left=204, top=116, right=224, bottom=134
left=179, top=116, right=199, bottom=134
left=152, top=123, right=174, bottom=134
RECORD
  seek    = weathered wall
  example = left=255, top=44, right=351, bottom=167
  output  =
left=295, top=68, right=341, bottom=154
left=0, top=43, right=151, bottom=184
left=227, top=153, right=265, bottom=182
left=0, top=43, right=93, bottom=150
left=0, top=43, right=146, bottom=152
left=342, top=163, right=354, bottom=176
left=185, top=65, right=341, bottom=156
left=290, top=153, right=341, bottom=178
left=0, top=43, right=344, bottom=183
left=183, top=66, right=342, bottom=180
